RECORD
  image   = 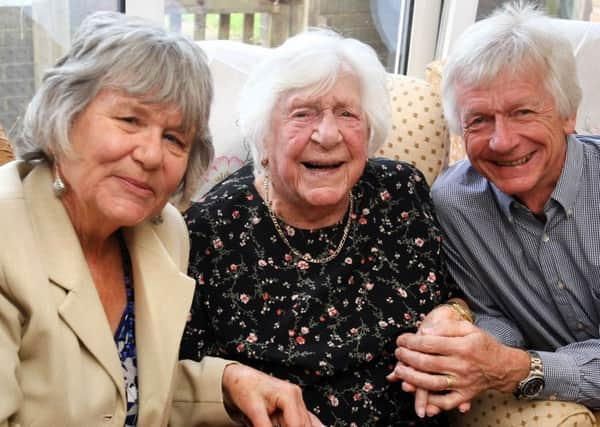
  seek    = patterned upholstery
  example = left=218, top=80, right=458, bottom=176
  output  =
left=377, top=73, right=449, bottom=185
left=424, top=60, right=466, bottom=166
left=0, top=123, right=15, bottom=165
left=451, top=390, right=599, bottom=427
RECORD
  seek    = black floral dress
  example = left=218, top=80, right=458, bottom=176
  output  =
left=181, top=159, right=458, bottom=426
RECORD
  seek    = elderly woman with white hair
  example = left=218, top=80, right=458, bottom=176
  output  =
left=0, top=11, right=318, bottom=427
left=181, top=28, right=466, bottom=426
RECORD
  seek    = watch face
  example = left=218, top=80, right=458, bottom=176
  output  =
left=522, top=378, right=545, bottom=397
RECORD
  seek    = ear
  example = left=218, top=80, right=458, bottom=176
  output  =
left=562, top=115, right=577, bottom=135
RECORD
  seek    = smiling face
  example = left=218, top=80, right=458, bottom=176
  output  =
left=457, top=68, right=576, bottom=213
left=263, top=74, right=369, bottom=226
left=59, top=88, right=192, bottom=235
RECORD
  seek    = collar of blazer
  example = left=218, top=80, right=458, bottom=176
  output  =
left=22, top=162, right=195, bottom=416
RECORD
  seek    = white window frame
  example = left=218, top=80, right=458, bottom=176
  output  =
left=436, top=0, right=478, bottom=60
left=405, top=0, right=443, bottom=77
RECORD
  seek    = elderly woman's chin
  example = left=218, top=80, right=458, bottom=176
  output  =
left=112, top=202, right=163, bottom=226
left=303, top=187, right=348, bottom=207
left=105, top=195, right=168, bottom=226
left=64, top=188, right=168, bottom=230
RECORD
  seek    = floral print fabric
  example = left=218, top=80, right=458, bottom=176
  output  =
left=181, top=159, right=458, bottom=426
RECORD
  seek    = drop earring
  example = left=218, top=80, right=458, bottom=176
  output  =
left=52, top=162, right=66, bottom=197
left=150, top=214, right=164, bottom=225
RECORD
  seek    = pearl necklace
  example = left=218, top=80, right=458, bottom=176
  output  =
left=263, top=173, right=354, bottom=264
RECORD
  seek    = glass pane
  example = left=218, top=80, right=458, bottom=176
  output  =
left=0, top=0, right=120, bottom=137
left=163, top=0, right=414, bottom=74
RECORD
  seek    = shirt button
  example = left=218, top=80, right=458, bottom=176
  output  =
left=576, top=322, right=585, bottom=330
left=557, top=281, right=565, bottom=289
left=566, top=208, right=573, bottom=217
left=542, top=233, right=550, bottom=242
left=549, top=394, right=558, bottom=401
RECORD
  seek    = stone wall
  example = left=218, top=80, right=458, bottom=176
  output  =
left=0, top=6, right=34, bottom=138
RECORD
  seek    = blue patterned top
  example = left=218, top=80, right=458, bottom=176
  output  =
left=115, top=232, right=139, bottom=426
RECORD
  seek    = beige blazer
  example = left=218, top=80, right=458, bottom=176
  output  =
left=0, top=161, right=234, bottom=427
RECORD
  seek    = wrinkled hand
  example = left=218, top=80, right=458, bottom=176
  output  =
left=222, top=363, right=324, bottom=427
left=387, top=319, right=527, bottom=416
left=387, top=304, right=472, bottom=417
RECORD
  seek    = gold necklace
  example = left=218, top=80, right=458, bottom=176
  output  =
left=263, top=173, right=354, bottom=264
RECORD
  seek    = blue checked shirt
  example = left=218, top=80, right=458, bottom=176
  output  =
left=432, top=134, right=600, bottom=409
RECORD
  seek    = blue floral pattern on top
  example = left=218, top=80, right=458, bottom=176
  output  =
left=115, top=232, right=138, bottom=426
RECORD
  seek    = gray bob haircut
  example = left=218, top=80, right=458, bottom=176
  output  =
left=442, top=1, right=581, bottom=135
left=238, top=28, right=391, bottom=175
left=16, top=11, right=214, bottom=206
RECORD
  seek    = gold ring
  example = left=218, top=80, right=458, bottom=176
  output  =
left=446, top=374, right=455, bottom=390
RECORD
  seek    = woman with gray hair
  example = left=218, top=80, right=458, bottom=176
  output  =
left=181, top=28, right=464, bottom=426
left=0, top=11, right=318, bottom=427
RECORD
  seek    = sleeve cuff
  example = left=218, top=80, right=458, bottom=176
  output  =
left=537, top=350, right=580, bottom=402
left=171, top=356, right=240, bottom=426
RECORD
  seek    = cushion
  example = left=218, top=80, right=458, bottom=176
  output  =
left=450, top=390, right=599, bottom=427
left=424, top=60, right=465, bottom=166
left=377, top=73, right=449, bottom=185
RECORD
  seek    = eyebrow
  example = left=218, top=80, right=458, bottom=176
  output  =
left=113, top=98, right=188, bottom=132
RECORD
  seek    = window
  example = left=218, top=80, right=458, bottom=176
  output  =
left=0, top=0, right=122, bottom=135
left=161, top=0, right=422, bottom=74
left=2, top=0, right=597, bottom=137
left=1, top=0, right=439, bottom=137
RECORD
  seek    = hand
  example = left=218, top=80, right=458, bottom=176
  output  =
left=387, top=303, right=472, bottom=417
left=387, top=320, right=530, bottom=413
left=222, top=363, right=324, bottom=427
left=419, top=301, right=471, bottom=329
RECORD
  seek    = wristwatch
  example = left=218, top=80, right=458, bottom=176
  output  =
left=514, top=351, right=545, bottom=399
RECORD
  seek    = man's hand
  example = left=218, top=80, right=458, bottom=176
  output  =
left=387, top=319, right=530, bottom=415
left=387, top=303, right=473, bottom=417
left=222, top=363, right=324, bottom=427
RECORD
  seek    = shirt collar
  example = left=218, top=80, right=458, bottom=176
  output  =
left=551, top=134, right=582, bottom=215
left=490, top=134, right=582, bottom=220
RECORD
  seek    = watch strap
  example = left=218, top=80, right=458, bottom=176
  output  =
left=514, top=350, right=545, bottom=399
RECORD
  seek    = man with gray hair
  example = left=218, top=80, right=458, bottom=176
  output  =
left=388, top=1, right=600, bottom=424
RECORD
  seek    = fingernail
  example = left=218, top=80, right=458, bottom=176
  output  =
left=416, top=407, right=425, bottom=418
